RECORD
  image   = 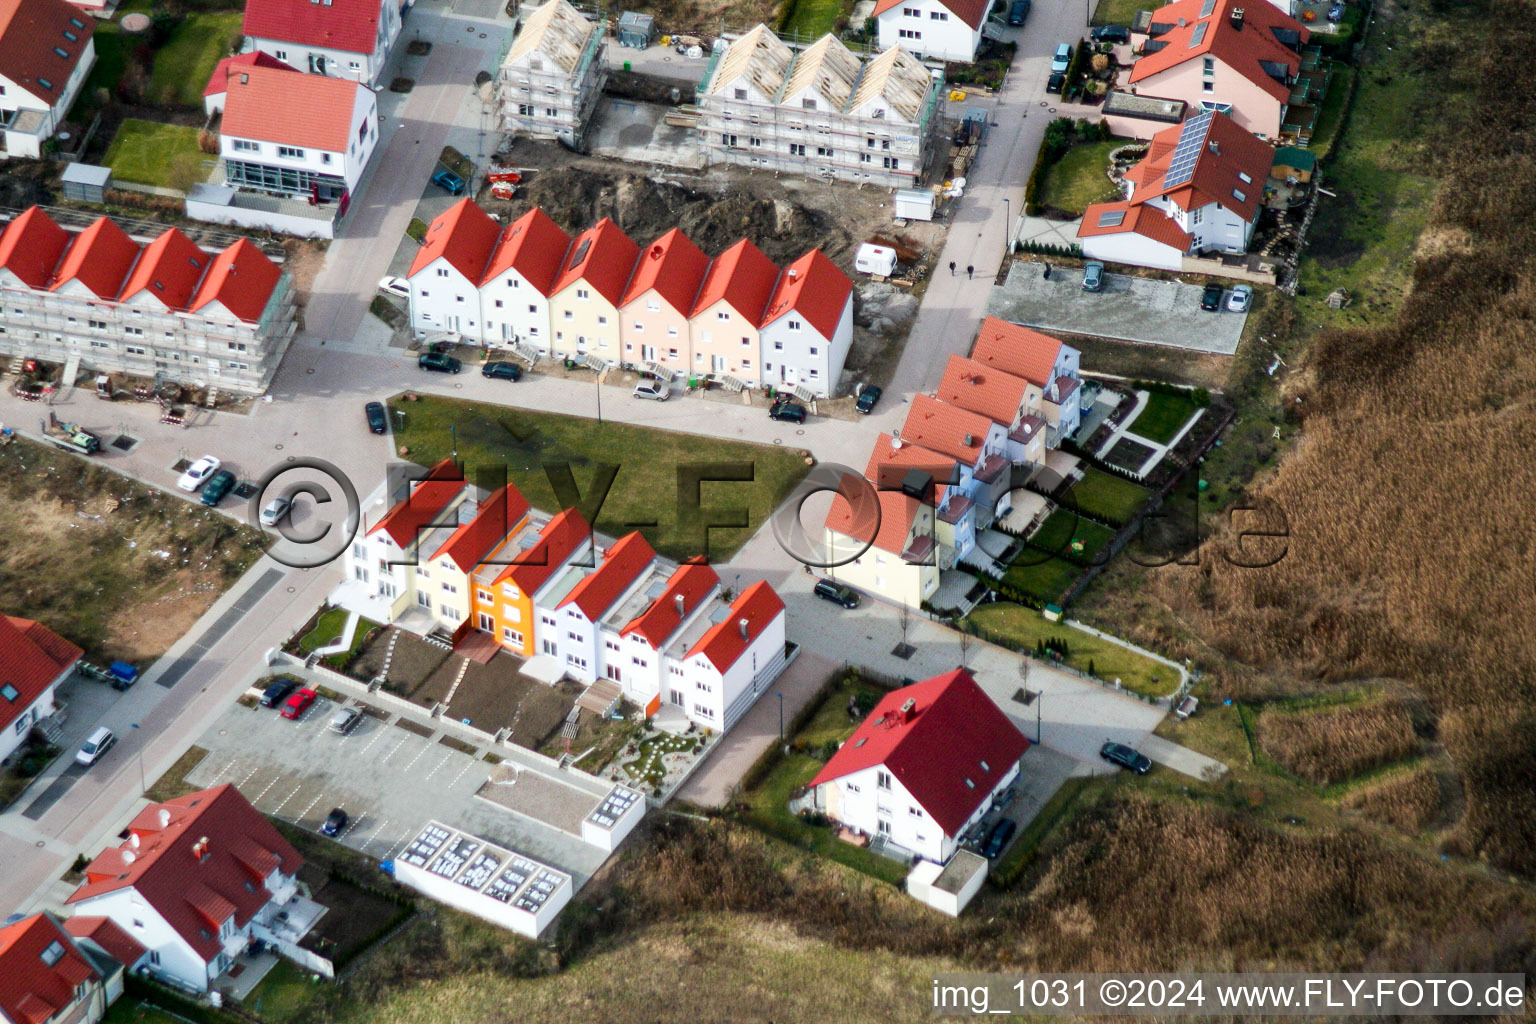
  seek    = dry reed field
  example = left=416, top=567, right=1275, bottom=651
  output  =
left=1341, top=764, right=1446, bottom=835
left=1258, top=698, right=1419, bottom=785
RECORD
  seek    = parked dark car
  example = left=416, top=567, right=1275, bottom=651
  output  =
left=365, top=401, right=387, bottom=434
left=482, top=361, right=524, bottom=381
left=200, top=469, right=236, bottom=507
left=769, top=398, right=807, bottom=423
left=855, top=385, right=883, bottom=414
left=1090, top=24, right=1130, bottom=43
left=982, top=818, right=1018, bottom=859
left=1100, top=741, right=1153, bottom=774
left=1046, top=71, right=1066, bottom=94
left=321, top=807, right=349, bottom=837
left=418, top=351, right=462, bottom=373
left=813, top=579, right=860, bottom=609
left=261, top=677, right=299, bottom=708
left=1007, top=0, right=1031, bottom=24
left=431, top=169, right=465, bottom=195
left=1082, top=260, right=1105, bottom=292
left=1200, top=282, right=1226, bottom=311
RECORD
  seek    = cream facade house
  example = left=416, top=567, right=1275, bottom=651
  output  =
left=547, top=218, right=638, bottom=362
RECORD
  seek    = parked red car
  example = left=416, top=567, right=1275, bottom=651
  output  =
left=280, top=688, right=318, bottom=720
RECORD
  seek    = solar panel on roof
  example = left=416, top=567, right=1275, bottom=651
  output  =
left=1098, top=209, right=1127, bottom=227
left=1161, top=111, right=1214, bottom=189
left=1188, top=21, right=1209, bottom=46
left=1199, top=0, right=1217, bottom=16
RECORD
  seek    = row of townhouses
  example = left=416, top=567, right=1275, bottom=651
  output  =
left=823, top=316, right=1083, bottom=608
left=333, top=463, right=789, bottom=732
left=0, top=207, right=298, bottom=395
left=695, top=25, right=946, bottom=189
left=405, top=199, right=855, bottom=397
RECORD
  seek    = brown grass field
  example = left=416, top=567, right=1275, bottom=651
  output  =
left=1340, top=764, right=1447, bottom=836
left=1258, top=698, right=1419, bottom=786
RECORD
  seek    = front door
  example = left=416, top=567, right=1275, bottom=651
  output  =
left=641, top=344, right=656, bottom=363
left=712, top=355, right=726, bottom=373
left=478, top=612, right=494, bottom=632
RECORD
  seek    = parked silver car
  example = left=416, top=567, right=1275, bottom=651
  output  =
left=632, top=382, right=669, bottom=401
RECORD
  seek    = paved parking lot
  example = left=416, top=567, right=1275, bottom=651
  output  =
left=988, top=261, right=1249, bottom=354
left=184, top=692, right=612, bottom=885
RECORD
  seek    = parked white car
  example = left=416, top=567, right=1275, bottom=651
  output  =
left=632, top=382, right=669, bottom=402
left=259, top=496, right=292, bottom=526
left=378, top=276, right=410, bottom=300
left=1227, top=284, right=1253, bottom=313
left=177, top=455, right=221, bottom=492
left=76, top=727, right=116, bottom=767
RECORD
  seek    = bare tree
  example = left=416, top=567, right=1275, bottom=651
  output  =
left=898, top=603, right=911, bottom=652
left=959, top=627, right=973, bottom=669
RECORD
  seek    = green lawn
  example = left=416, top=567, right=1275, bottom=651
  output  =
left=103, top=119, right=209, bottom=188
left=1306, top=64, right=1355, bottom=162
left=1000, top=555, right=1082, bottom=603
left=1091, top=0, right=1142, bottom=27
left=965, top=602, right=1178, bottom=697
left=70, top=0, right=153, bottom=119
left=1037, top=139, right=1124, bottom=216
left=1027, top=509, right=1117, bottom=563
left=781, top=0, right=847, bottom=40
left=243, top=959, right=331, bottom=1023
left=102, top=1001, right=185, bottom=1024
left=150, top=12, right=242, bottom=107
left=298, top=608, right=380, bottom=669
left=1126, top=390, right=1199, bottom=445
left=1064, top=466, right=1151, bottom=524
left=387, top=395, right=809, bottom=563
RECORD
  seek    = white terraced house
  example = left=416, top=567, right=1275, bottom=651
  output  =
left=497, top=0, right=607, bottom=146
left=873, top=0, right=989, bottom=63
left=696, top=25, right=945, bottom=187
left=0, top=0, right=94, bottom=160
left=241, top=0, right=402, bottom=87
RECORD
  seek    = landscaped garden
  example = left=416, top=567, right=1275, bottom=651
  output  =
left=1036, top=138, right=1124, bottom=217
left=736, top=670, right=910, bottom=885
left=103, top=119, right=209, bottom=188
left=289, top=606, right=382, bottom=671
left=1063, top=466, right=1152, bottom=525
left=999, top=553, right=1083, bottom=604
left=965, top=602, right=1177, bottom=697
left=1125, top=389, right=1201, bottom=445
left=1027, top=508, right=1117, bottom=563
left=386, top=394, right=810, bottom=562
left=1091, top=0, right=1143, bottom=26
left=149, top=12, right=242, bottom=107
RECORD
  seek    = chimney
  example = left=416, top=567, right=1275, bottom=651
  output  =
left=963, top=433, right=974, bottom=447
left=1209, top=139, right=1221, bottom=156
left=157, top=809, right=170, bottom=828
left=130, top=833, right=141, bottom=850
left=738, top=617, right=749, bottom=639
left=675, top=593, right=686, bottom=616
left=1230, top=6, right=1244, bottom=27
left=900, top=697, right=917, bottom=722
left=121, top=849, right=136, bottom=865
left=193, top=836, right=210, bottom=861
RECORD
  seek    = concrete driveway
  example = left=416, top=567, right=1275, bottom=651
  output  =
left=988, top=260, right=1249, bottom=354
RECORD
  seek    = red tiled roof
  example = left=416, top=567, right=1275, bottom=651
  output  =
left=622, top=561, right=720, bottom=649
left=189, top=238, right=284, bottom=324
left=872, top=0, right=990, bottom=30
left=760, top=248, right=851, bottom=338
left=119, top=229, right=211, bottom=310
left=0, top=914, right=99, bottom=1024
left=68, top=785, right=302, bottom=965
left=559, top=531, right=656, bottom=621
left=685, top=580, right=784, bottom=673
left=0, top=614, right=81, bottom=734
left=202, top=51, right=296, bottom=97
left=824, top=478, right=924, bottom=557
left=620, top=228, right=709, bottom=313
left=810, top=669, right=1029, bottom=836
left=0, top=206, right=68, bottom=288
left=899, top=394, right=995, bottom=466
left=481, top=206, right=571, bottom=294
left=936, top=354, right=1030, bottom=426
left=1121, top=110, right=1273, bottom=222
left=429, top=483, right=531, bottom=574
left=367, top=458, right=465, bottom=547
left=411, top=198, right=500, bottom=281
left=221, top=64, right=368, bottom=151
left=969, top=315, right=1064, bottom=386
left=63, top=916, right=147, bottom=968
left=689, top=238, right=778, bottom=322
left=492, top=507, right=591, bottom=594
left=242, top=0, right=383, bottom=56
left=0, top=0, right=91, bottom=104
left=1130, top=0, right=1306, bottom=103
left=552, top=218, right=640, bottom=307
left=49, top=217, right=137, bottom=300
left=863, top=432, right=957, bottom=496
left=1077, top=199, right=1194, bottom=253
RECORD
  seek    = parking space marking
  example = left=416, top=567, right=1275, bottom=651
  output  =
left=239, top=764, right=262, bottom=787
left=251, top=771, right=284, bottom=804
left=448, top=761, right=476, bottom=788
left=358, top=724, right=389, bottom=755
left=359, top=817, right=390, bottom=854
left=400, top=741, right=434, bottom=772
left=298, top=792, right=325, bottom=822
left=381, top=735, right=411, bottom=765
left=421, top=752, right=453, bottom=781
left=270, top=784, right=304, bottom=815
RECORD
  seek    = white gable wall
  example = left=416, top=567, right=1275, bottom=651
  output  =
left=875, top=0, right=982, bottom=63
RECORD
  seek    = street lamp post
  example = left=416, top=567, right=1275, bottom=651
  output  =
left=450, top=424, right=457, bottom=460
left=1036, top=694, right=1042, bottom=745
left=131, top=722, right=144, bottom=794
left=1002, top=197, right=1012, bottom=255
left=776, top=692, right=784, bottom=741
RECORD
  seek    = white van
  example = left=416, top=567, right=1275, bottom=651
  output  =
left=76, top=727, right=117, bottom=767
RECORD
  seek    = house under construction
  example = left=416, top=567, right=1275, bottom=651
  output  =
left=496, top=0, right=608, bottom=147
left=695, top=25, right=945, bottom=188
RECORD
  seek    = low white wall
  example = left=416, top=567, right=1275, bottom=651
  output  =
left=185, top=196, right=335, bottom=240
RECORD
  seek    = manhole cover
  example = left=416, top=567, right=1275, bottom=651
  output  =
left=287, top=586, right=296, bottom=593
left=111, top=435, right=137, bottom=452
left=773, top=438, right=782, bottom=445
left=306, top=368, right=315, bottom=374
left=795, top=429, right=805, bottom=435
left=287, top=456, right=296, bottom=462
left=233, top=482, right=258, bottom=499
left=275, top=443, right=284, bottom=450
left=479, top=32, right=487, bottom=37
left=219, top=729, right=228, bottom=736
left=466, top=25, right=474, bottom=31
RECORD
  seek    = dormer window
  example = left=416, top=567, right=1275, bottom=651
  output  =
left=39, top=941, right=65, bottom=967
